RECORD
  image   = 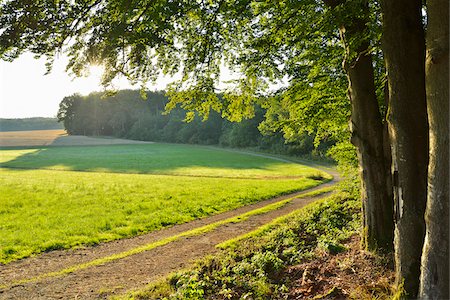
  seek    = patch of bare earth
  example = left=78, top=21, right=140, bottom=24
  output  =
left=0, top=129, right=152, bottom=147
left=0, top=129, right=66, bottom=147
left=0, top=178, right=338, bottom=300
left=284, top=235, right=395, bottom=299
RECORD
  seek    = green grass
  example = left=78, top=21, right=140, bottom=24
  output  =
left=0, top=144, right=329, bottom=179
left=0, top=143, right=330, bottom=264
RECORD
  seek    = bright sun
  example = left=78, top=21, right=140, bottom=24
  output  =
left=88, top=65, right=104, bottom=79
left=73, top=65, right=105, bottom=95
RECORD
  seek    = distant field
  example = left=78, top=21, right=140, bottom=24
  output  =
left=0, top=129, right=66, bottom=147
left=0, top=140, right=330, bottom=264
left=0, top=129, right=152, bottom=147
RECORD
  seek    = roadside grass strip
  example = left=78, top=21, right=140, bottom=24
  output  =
left=1, top=186, right=334, bottom=290
left=216, top=186, right=335, bottom=250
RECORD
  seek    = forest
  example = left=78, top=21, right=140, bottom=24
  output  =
left=57, top=90, right=333, bottom=157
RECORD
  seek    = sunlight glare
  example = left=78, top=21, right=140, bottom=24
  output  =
left=88, top=64, right=104, bottom=79
left=73, top=64, right=105, bottom=95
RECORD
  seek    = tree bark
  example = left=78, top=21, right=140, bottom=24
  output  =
left=419, top=0, right=449, bottom=298
left=381, top=0, right=429, bottom=297
left=345, top=46, right=394, bottom=252
left=328, top=0, right=394, bottom=252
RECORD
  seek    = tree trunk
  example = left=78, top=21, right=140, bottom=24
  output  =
left=345, top=47, right=394, bottom=252
left=329, top=1, right=394, bottom=252
left=419, top=0, right=449, bottom=297
left=381, top=0, right=429, bottom=297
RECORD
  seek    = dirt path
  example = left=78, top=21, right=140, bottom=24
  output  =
left=0, top=171, right=339, bottom=300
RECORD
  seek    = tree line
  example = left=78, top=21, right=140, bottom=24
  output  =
left=57, top=90, right=333, bottom=157
left=0, top=117, right=62, bottom=132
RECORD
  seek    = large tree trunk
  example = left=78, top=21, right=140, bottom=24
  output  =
left=328, top=0, right=394, bottom=252
left=381, top=0, right=429, bottom=297
left=323, top=0, right=394, bottom=252
left=345, top=51, right=394, bottom=252
left=419, top=0, right=449, bottom=297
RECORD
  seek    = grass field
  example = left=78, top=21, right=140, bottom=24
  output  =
left=0, top=144, right=322, bottom=178
left=0, top=142, right=330, bottom=264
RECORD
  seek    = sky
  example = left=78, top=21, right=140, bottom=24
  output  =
left=0, top=53, right=170, bottom=119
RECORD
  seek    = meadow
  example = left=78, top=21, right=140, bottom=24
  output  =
left=0, top=143, right=323, bottom=178
left=0, top=143, right=330, bottom=264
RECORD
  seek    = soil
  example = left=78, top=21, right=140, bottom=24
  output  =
left=284, top=235, right=395, bottom=299
left=0, top=174, right=339, bottom=300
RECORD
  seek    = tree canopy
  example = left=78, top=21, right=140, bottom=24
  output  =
left=0, top=0, right=350, bottom=124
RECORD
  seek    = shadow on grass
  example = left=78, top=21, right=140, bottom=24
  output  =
left=0, top=143, right=295, bottom=176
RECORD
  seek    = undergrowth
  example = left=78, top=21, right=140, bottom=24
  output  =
left=121, top=191, right=368, bottom=299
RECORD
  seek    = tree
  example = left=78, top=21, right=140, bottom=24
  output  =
left=323, top=0, right=394, bottom=251
left=57, top=94, right=83, bottom=135
left=419, top=0, right=449, bottom=297
left=380, top=0, right=429, bottom=296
